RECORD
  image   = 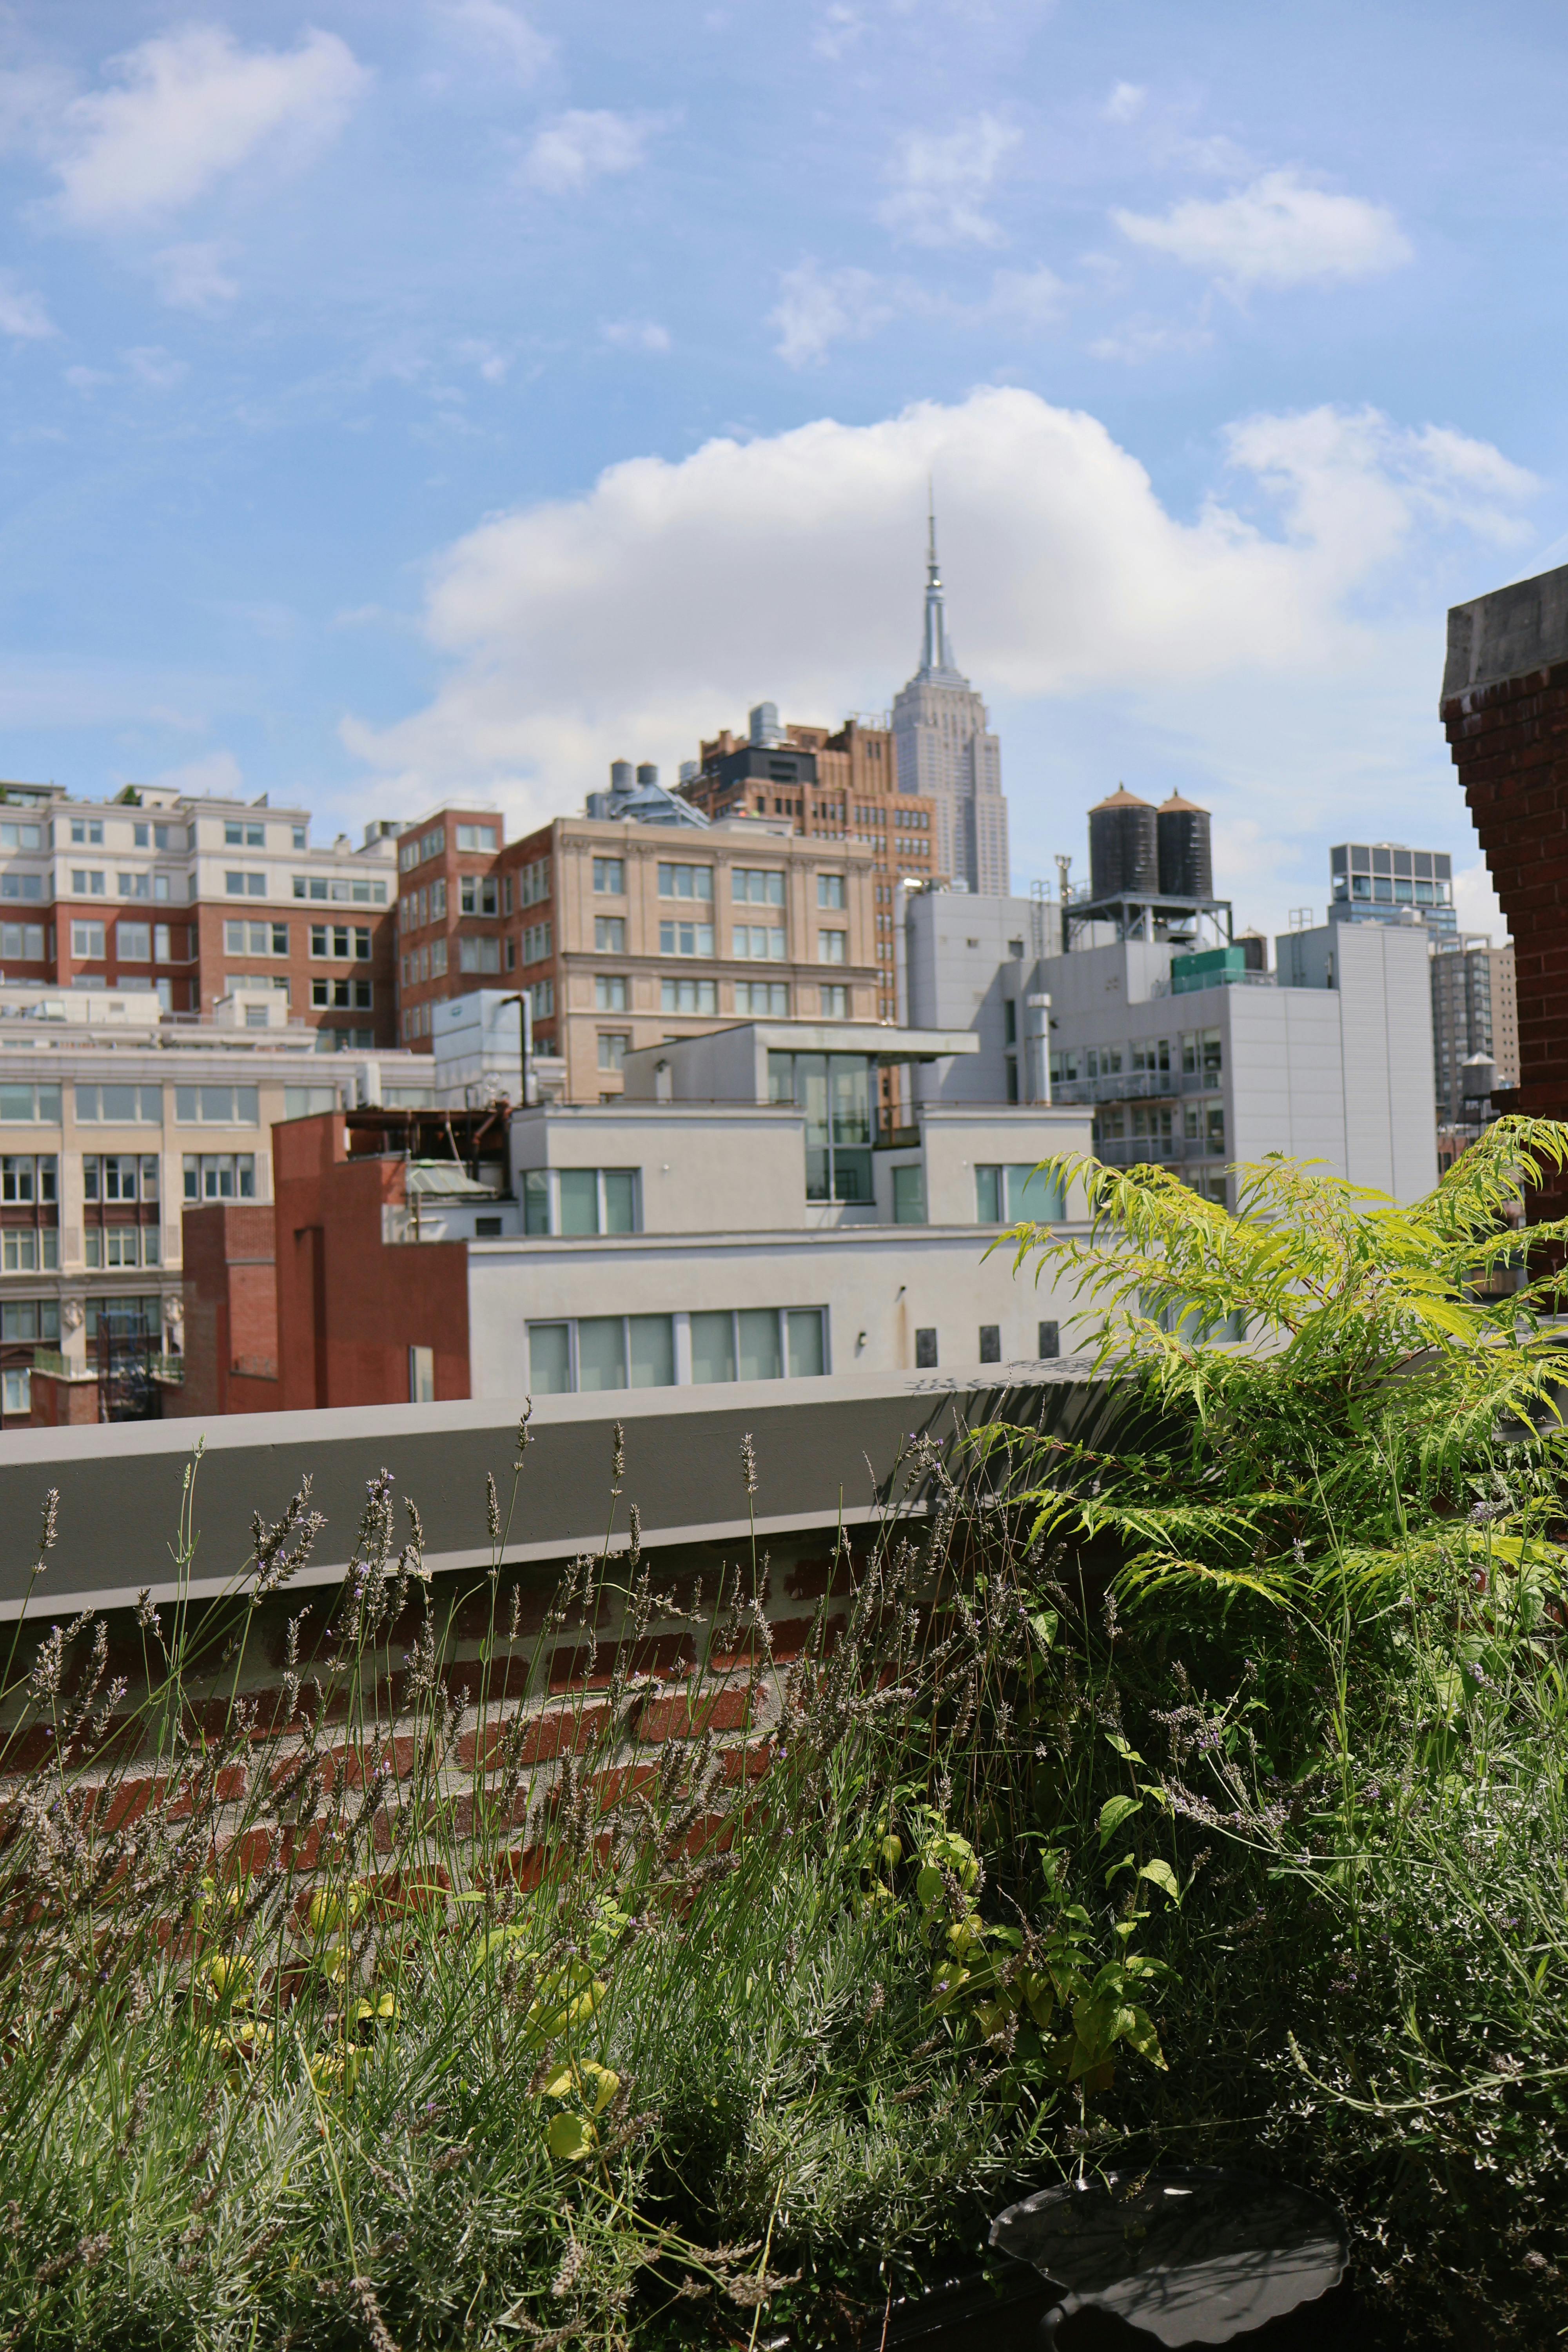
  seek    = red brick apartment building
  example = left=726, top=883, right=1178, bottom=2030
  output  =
left=0, top=776, right=399, bottom=1049
left=1443, top=561, right=1568, bottom=1224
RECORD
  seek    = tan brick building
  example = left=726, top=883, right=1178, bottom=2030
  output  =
left=678, top=710, right=937, bottom=1025
left=395, top=807, right=880, bottom=1103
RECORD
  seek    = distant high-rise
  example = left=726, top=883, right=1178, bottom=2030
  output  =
left=1328, top=841, right=1457, bottom=939
left=890, top=506, right=1010, bottom=896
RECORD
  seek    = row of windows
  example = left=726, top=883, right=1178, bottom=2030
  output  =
left=226, top=872, right=388, bottom=904
left=518, top=856, right=549, bottom=907
left=527, top=1306, right=827, bottom=1395
left=591, top=860, right=848, bottom=912
left=0, top=1083, right=261, bottom=1127
left=522, top=1166, right=638, bottom=1236
left=69, top=920, right=189, bottom=963
left=1094, top=1101, right=1226, bottom=1151
left=1052, top=1029, right=1223, bottom=1085
left=397, top=821, right=495, bottom=873
left=1, top=1146, right=258, bottom=1209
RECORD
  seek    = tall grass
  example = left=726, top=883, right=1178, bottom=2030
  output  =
left=5, top=1124, right=1568, bottom=2348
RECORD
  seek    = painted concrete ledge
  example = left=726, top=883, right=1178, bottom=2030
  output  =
left=0, top=1361, right=1111, bottom=1619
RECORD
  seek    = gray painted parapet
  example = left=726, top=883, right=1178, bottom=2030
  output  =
left=1443, top=561, right=1568, bottom=705
left=0, top=1363, right=1110, bottom=1620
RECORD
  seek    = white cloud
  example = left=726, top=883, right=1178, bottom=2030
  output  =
left=122, top=345, right=187, bottom=389
left=601, top=319, right=671, bottom=354
left=45, top=24, right=366, bottom=232
left=0, top=274, right=53, bottom=339
left=985, top=265, right=1066, bottom=331
left=64, top=364, right=109, bottom=392
left=1089, top=317, right=1212, bottom=364
left=149, top=749, right=245, bottom=798
left=151, top=241, right=238, bottom=312
left=769, top=261, right=893, bottom=367
left=1103, top=82, right=1145, bottom=123
left=1452, top=861, right=1508, bottom=942
left=521, top=109, right=655, bottom=195
left=878, top=113, right=1019, bottom=248
left=1114, top=169, right=1412, bottom=290
left=339, top=387, right=1537, bottom=846
left=812, top=4, right=866, bottom=60
left=437, top=0, right=552, bottom=81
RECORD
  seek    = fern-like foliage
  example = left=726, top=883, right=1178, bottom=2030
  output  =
left=974, top=1117, right=1568, bottom=1613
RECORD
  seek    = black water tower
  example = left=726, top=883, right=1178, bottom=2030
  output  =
left=1156, top=791, right=1213, bottom=900
left=1088, top=787, right=1158, bottom=899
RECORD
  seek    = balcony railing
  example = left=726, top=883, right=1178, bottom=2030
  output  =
left=1090, top=1134, right=1226, bottom=1168
left=1055, top=1067, right=1224, bottom=1106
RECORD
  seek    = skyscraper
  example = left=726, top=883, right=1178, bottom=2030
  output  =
left=890, top=507, right=1010, bottom=896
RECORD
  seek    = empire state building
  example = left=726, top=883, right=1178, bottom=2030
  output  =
left=889, top=510, right=1010, bottom=896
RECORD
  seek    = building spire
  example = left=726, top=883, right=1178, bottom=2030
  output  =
left=921, top=481, right=953, bottom=675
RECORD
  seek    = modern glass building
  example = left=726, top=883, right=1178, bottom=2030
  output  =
left=1329, top=842, right=1457, bottom=938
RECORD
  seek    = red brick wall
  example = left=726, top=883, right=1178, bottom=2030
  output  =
left=177, top=1204, right=281, bottom=1418
left=1442, top=657, right=1568, bottom=1219
left=29, top=1368, right=100, bottom=1426
left=273, top=1113, right=470, bottom=1409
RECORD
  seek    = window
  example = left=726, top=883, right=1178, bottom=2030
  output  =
left=593, top=858, right=624, bottom=895
left=224, top=822, right=265, bottom=848
left=596, top=975, right=628, bottom=1011
left=691, top=1307, right=824, bottom=1383
left=285, top=1087, right=338, bottom=1119
left=1038, top=1320, right=1060, bottom=1359
left=70, top=820, right=104, bottom=846
left=975, top=1164, right=1067, bottom=1224
left=979, top=1325, right=1002, bottom=1364
left=1181, top=1027, right=1223, bottom=1079
left=117, top=871, right=150, bottom=900
left=310, top=924, right=371, bottom=960
left=527, top=1167, right=639, bottom=1237
left=1, top=1369, right=29, bottom=1416
left=84, top=1228, right=156, bottom=1270
left=409, top=1345, right=436, bottom=1404
left=72, top=871, right=107, bottom=897
left=659, top=917, right=713, bottom=957
left=116, top=922, right=152, bottom=963
left=733, top=869, right=785, bottom=906
left=2, top=1232, right=57, bottom=1272
left=292, top=826, right=307, bottom=850
left=174, top=1085, right=259, bottom=1126
left=526, top=922, right=555, bottom=963
left=225, top=871, right=267, bottom=897
left=735, top=981, right=788, bottom=1016
left=768, top=1050, right=872, bottom=1202
left=2, top=1156, right=56, bottom=1203
left=0, top=1083, right=60, bottom=1124
left=456, top=824, right=497, bottom=853
left=430, top=878, right=447, bottom=921
left=819, top=984, right=849, bottom=1018
left=423, top=827, right=446, bottom=862
left=0, top=822, right=42, bottom=850
left=71, top=920, right=105, bottom=960
left=915, top=1327, right=938, bottom=1369
left=818, top=929, right=847, bottom=964
left=74, top=1083, right=159, bottom=1123
left=893, top=1165, right=925, bottom=1224
left=0, top=924, right=44, bottom=961
left=528, top=978, right=555, bottom=1020
left=83, top=1154, right=156, bottom=1202
left=818, top=874, right=846, bottom=910
left=734, top=923, right=786, bottom=961
left=1183, top=1100, right=1226, bottom=1153
left=459, top=936, right=501, bottom=974
left=1, top=1299, right=58, bottom=1342
left=2, top=874, right=44, bottom=901
left=519, top=857, right=550, bottom=906
left=657, top=862, right=712, bottom=901
left=528, top=1314, right=677, bottom=1395
left=430, top=938, right=447, bottom=978
left=182, top=1153, right=257, bottom=1200
left=1131, top=1039, right=1171, bottom=1076
left=661, top=976, right=717, bottom=1014
left=312, top=976, right=374, bottom=1009
left=460, top=876, right=499, bottom=916
left=223, top=920, right=288, bottom=955
left=598, top=1033, right=628, bottom=1072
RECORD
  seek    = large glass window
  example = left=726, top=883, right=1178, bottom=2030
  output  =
left=83, top=1154, right=156, bottom=1202
left=975, top=1164, right=1067, bottom=1224
left=658, top=863, right=712, bottom=901
left=735, top=982, right=788, bottom=1016
left=692, top=1307, right=826, bottom=1383
left=690, top=1310, right=736, bottom=1384
left=595, top=975, right=628, bottom=1011
left=593, top=858, right=624, bottom=895
left=818, top=929, right=847, bottom=964
left=0, top=924, right=44, bottom=960
left=71, top=920, right=105, bottom=960
left=1, top=1300, right=59, bottom=1342
left=2, top=1232, right=57, bottom=1272
left=893, top=1165, right=926, bottom=1224
left=659, top=916, right=713, bottom=957
left=661, top=977, right=716, bottom=1013
left=733, top=923, right=785, bottom=960
left=577, top=1316, right=626, bottom=1392
left=0, top=1083, right=62, bottom=1123
left=817, top=874, right=846, bottom=909
left=527, top=1314, right=675, bottom=1394
left=175, top=1086, right=259, bottom=1125
left=2, top=1155, right=56, bottom=1203
left=767, top=1051, right=873, bottom=1203
left=1181, top=1027, right=1223, bottom=1079
left=529, top=1322, right=571, bottom=1393
left=732, top=869, right=784, bottom=906
left=543, top=1167, right=640, bottom=1236
left=593, top=916, right=625, bottom=954
left=182, top=1153, right=256, bottom=1201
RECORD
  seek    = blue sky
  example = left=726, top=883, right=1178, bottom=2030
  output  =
left=2, top=0, right=1565, bottom=939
